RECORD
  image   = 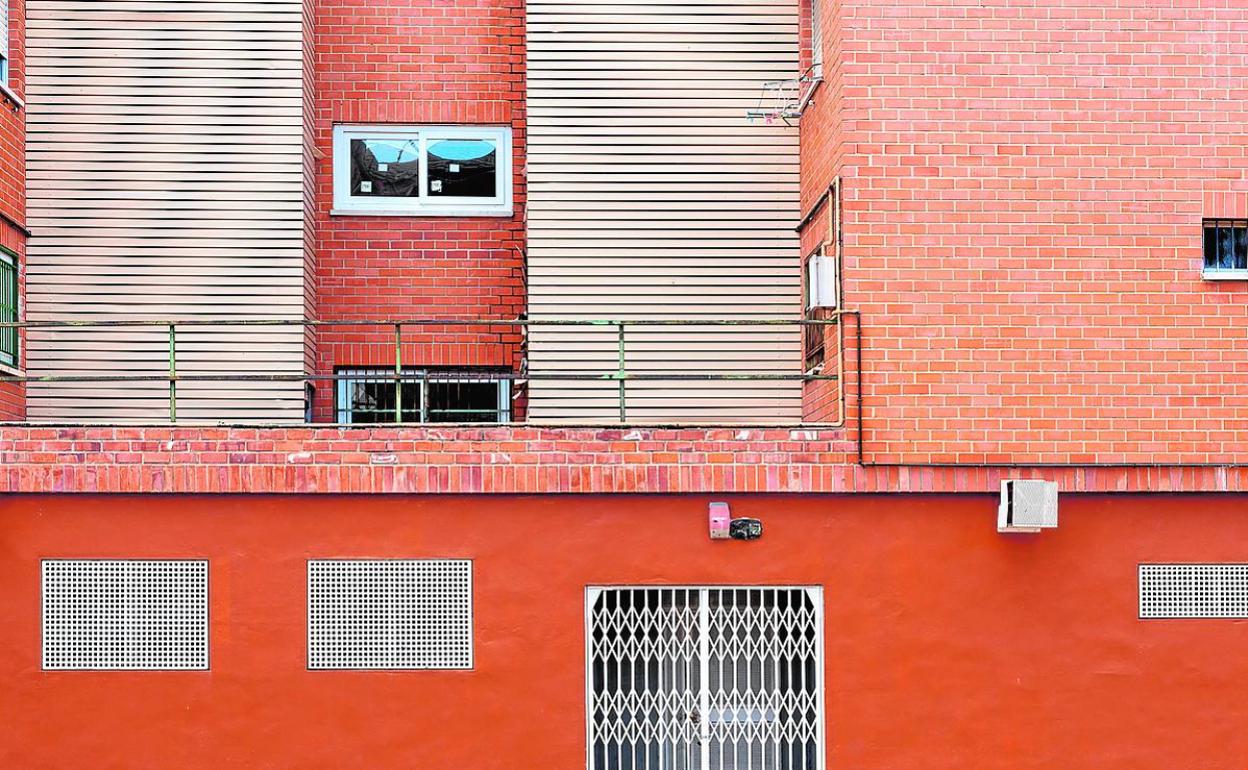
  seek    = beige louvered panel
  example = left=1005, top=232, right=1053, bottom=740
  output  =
left=526, top=0, right=801, bottom=424
left=25, top=0, right=306, bottom=423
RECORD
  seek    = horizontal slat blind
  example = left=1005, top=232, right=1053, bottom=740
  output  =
left=526, top=0, right=803, bottom=423
left=25, top=0, right=306, bottom=422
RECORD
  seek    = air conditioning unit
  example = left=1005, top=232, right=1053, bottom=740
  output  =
left=997, top=480, right=1058, bottom=533
left=806, top=253, right=838, bottom=310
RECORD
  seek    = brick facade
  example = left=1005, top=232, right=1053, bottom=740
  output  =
left=800, top=0, right=1248, bottom=465
left=0, top=0, right=25, bottom=420
left=5, top=425, right=1248, bottom=495
left=309, top=0, right=526, bottom=422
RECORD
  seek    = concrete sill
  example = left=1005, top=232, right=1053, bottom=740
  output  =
left=0, top=83, right=23, bottom=110
left=330, top=208, right=514, bottom=219
left=1202, top=269, right=1248, bottom=281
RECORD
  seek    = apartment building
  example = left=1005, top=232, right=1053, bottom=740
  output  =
left=2, top=0, right=1248, bottom=768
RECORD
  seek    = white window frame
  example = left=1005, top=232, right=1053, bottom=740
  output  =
left=810, top=0, right=823, bottom=77
left=0, top=0, right=10, bottom=87
left=332, top=124, right=513, bottom=217
left=335, top=367, right=512, bottom=424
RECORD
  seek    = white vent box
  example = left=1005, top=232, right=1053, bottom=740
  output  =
left=997, top=480, right=1058, bottom=533
left=806, top=253, right=838, bottom=309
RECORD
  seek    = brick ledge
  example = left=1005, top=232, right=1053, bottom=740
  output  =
left=1, top=426, right=1246, bottom=494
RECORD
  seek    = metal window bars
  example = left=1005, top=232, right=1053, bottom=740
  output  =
left=0, top=316, right=853, bottom=426
left=587, top=587, right=824, bottom=770
left=334, top=368, right=512, bottom=424
left=1203, top=218, right=1248, bottom=273
left=0, top=250, right=14, bottom=367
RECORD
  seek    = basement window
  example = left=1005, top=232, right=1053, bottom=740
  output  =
left=1202, top=219, right=1248, bottom=279
left=335, top=368, right=511, bottom=424
left=0, top=248, right=15, bottom=368
left=332, top=125, right=512, bottom=217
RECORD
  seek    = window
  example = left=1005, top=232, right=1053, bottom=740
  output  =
left=0, top=248, right=15, bottom=368
left=1203, top=219, right=1248, bottom=278
left=308, top=560, right=473, bottom=670
left=333, top=125, right=512, bottom=216
left=41, top=560, right=209, bottom=671
left=810, top=0, right=823, bottom=76
left=0, top=0, right=10, bottom=87
left=335, top=368, right=511, bottom=424
left=588, top=587, right=824, bottom=770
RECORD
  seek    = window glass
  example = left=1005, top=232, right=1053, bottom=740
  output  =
left=426, top=139, right=497, bottom=198
left=427, top=379, right=504, bottom=422
left=0, top=0, right=10, bottom=87
left=811, top=0, right=823, bottom=73
left=350, top=138, right=420, bottom=198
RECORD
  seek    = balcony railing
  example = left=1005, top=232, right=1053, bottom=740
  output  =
left=0, top=316, right=854, bottom=426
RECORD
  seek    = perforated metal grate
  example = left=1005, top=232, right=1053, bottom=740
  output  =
left=307, top=559, right=473, bottom=670
left=41, top=560, right=209, bottom=670
left=1140, top=564, right=1248, bottom=619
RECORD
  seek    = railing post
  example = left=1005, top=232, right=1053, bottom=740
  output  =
left=394, top=322, right=403, bottom=424
left=168, top=323, right=177, bottom=423
left=617, top=321, right=627, bottom=424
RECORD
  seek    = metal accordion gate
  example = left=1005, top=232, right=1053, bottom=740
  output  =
left=587, top=587, right=824, bottom=770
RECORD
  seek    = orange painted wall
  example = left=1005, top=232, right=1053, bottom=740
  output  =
left=2, top=493, right=1248, bottom=769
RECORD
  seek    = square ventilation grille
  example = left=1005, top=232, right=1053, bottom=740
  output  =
left=997, top=479, right=1058, bottom=532
left=41, top=560, right=209, bottom=671
left=1139, top=564, right=1248, bottom=619
left=307, top=559, right=473, bottom=670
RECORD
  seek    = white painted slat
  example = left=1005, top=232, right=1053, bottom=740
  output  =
left=526, top=0, right=802, bottom=429
left=26, top=0, right=307, bottom=422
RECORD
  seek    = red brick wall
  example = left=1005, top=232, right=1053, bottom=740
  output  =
left=310, top=0, right=525, bottom=421
left=799, top=0, right=848, bottom=424
left=0, top=0, right=26, bottom=421
left=803, top=0, right=1248, bottom=463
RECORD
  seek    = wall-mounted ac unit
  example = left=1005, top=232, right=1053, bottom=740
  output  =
left=806, top=252, right=838, bottom=309
left=997, top=480, right=1058, bottom=533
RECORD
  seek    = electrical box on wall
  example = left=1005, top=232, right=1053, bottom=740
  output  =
left=709, top=502, right=732, bottom=539
left=806, top=253, right=839, bottom=310
left=998, top=480, right=1058, bottom=533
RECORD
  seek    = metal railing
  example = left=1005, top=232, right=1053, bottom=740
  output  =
left=0, top=316, right=852, bottom=425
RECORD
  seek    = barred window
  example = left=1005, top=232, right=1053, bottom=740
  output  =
left=1203, top=219, right=1248, bottom=276
left=335, top=368, right=511, bottom=424
left=0, top=249, right=15, bottom=368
